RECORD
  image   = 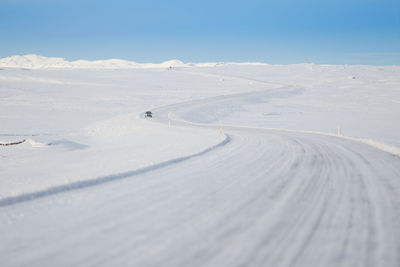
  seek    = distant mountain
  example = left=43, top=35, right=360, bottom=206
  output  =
left=0, top=54, right=268, bottom=69
left=0, top=54, right=69, bottom=68
left=0, top=55, right=188, bottom=69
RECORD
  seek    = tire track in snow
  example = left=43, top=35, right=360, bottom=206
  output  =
left=120, top=130, right=400, bottom=267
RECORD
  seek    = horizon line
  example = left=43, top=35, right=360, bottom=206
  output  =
left=0, top=54, right=399, bottom=68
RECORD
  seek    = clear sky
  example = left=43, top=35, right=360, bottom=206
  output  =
left=1, top=0, right=399, bottom=64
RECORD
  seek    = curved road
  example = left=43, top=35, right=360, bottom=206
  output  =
left=1, top=90, right=400, bottom=267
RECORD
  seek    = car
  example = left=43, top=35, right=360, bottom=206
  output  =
left=145, top=111, right=152, bottom=118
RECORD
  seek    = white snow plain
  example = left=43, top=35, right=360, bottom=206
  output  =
left=0, top=55, right=400, bottom=267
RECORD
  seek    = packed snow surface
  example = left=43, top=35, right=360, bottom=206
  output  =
left=1, top=56, right=400, bottom=267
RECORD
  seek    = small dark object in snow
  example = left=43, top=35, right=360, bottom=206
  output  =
left=0, top=139, right=26, bottom=146
left=145, top=111, right=153, bottom=118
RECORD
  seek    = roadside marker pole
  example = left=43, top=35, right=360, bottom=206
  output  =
left=337, top=126, right=341, bottom=136
left=220, top=128, right=223, bottom=135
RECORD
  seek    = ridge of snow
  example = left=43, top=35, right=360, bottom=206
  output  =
left=0, top=54, right=69, bottom=68
left=0, top=55, right=268, bottom=69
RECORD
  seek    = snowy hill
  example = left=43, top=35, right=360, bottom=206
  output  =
left=0, top=54, right=187, bottom=69
left=0, top=54, right=69, bottom=68
left=0, top=54, right=267, bottom=69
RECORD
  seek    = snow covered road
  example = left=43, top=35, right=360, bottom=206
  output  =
left=2, top=106, right=400, bottom=267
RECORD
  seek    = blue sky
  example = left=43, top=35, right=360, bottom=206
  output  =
left=1, top=0, right=399, bottom=64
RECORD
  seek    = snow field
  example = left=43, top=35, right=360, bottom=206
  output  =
left=1, top=56, right=400, bottom=266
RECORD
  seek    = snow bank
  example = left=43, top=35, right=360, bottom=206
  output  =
left=0, top=111, right=225, bottom=199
